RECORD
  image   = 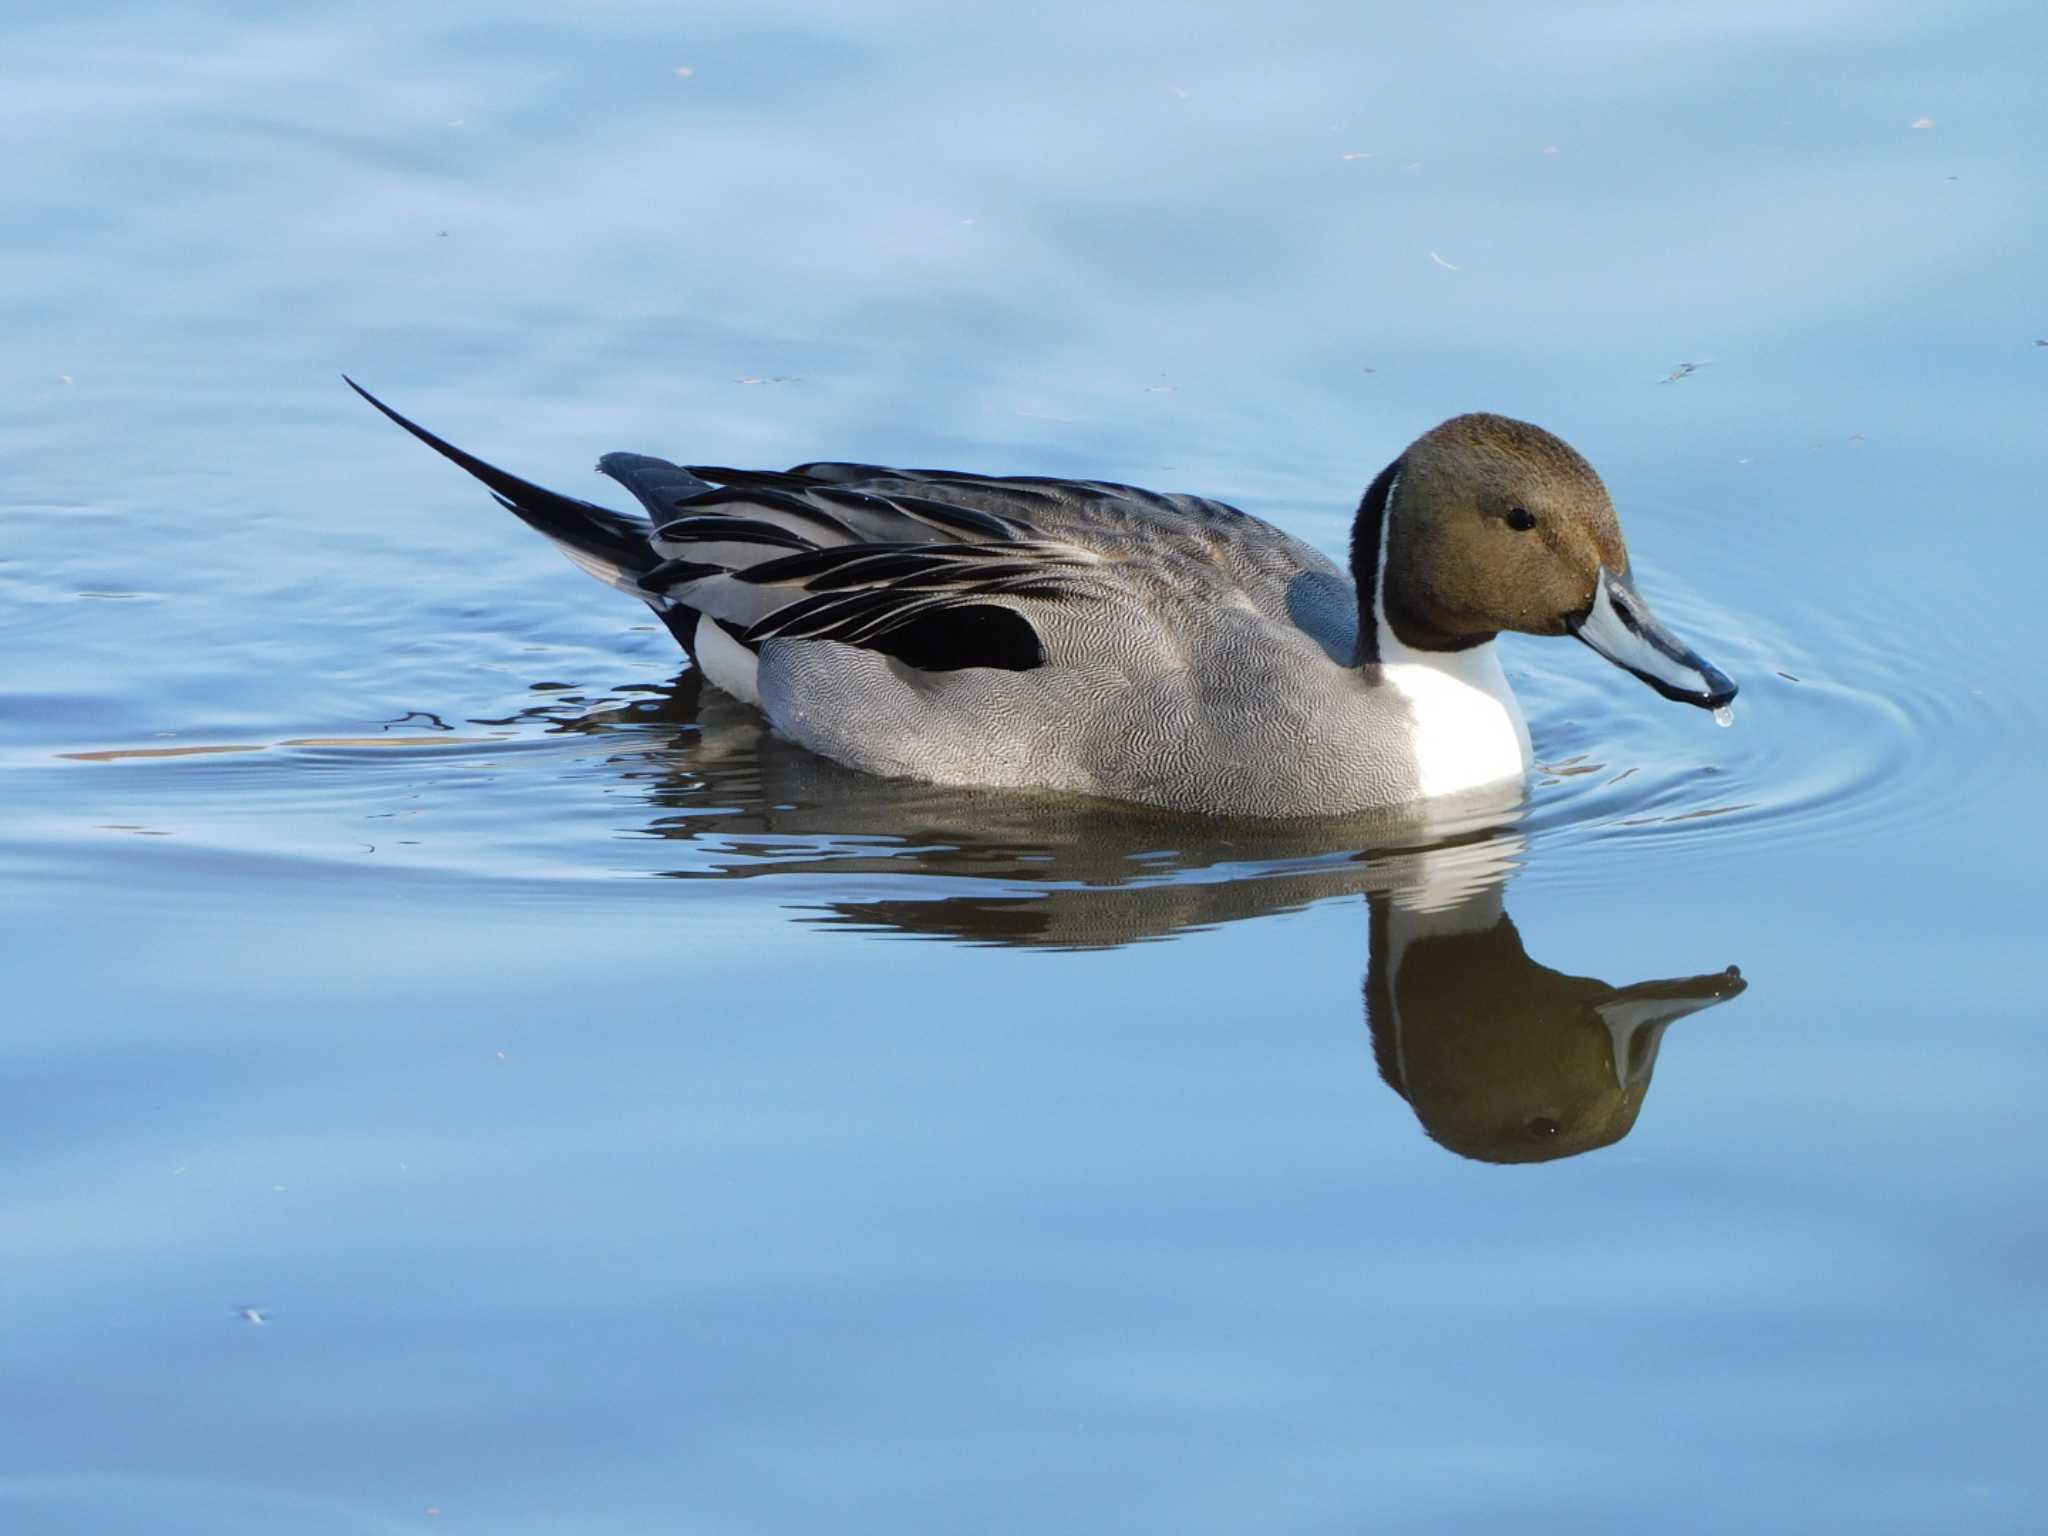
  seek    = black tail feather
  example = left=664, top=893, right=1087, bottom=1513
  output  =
left=345, top=376, right=653, bottom=575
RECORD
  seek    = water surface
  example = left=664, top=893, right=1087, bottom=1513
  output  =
left=4, top=2, right=2046, bottom=1531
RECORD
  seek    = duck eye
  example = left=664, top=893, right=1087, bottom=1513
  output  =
left=1505, top=507, right=1538, bottom=532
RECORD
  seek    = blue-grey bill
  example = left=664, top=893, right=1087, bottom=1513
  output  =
left=1570, top=567, right=1738, bottom=709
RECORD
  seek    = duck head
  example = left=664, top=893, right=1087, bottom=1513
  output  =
left=1355, top=413, right=1736, bottom=709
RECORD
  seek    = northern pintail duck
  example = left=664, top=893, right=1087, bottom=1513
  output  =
left=352, top=382, right=1735, bottom=817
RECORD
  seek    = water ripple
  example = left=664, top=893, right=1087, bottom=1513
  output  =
left=21, top=550, right=2006, bottom=930
left=1511, top=573, right=2010, bottom=871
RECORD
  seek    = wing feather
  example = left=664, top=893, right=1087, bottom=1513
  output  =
left=634, top=475, right=1107, bottom=673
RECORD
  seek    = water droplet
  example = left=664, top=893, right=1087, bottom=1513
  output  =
left=1712, top=705, right=1735, bottom=729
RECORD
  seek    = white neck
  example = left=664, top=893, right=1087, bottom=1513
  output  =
left=1371, top=473, right=1533, bottom=799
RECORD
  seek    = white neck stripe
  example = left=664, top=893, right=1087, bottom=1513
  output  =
left=1370, top=470, right=1402, bottom=664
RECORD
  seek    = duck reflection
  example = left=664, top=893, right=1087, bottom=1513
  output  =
left=539, top=678, right=1746, bottom=1160
left=1366, top=875, right=1744, bottom=1163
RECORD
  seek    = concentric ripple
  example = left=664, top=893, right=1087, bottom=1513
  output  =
left=1511, top=564, right=2014, bottom=872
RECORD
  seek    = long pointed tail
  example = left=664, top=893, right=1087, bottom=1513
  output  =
left=346, top=377, right=657, bottom=593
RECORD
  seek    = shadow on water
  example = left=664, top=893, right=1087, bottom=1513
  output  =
left=547, top=675, right=1750, bottom=1163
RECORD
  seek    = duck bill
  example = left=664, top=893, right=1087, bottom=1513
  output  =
left=1570, top=567, right=1737, bottom=710
left=1593, top=966, right=1746, bottom=1090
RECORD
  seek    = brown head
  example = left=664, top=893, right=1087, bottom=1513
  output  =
left=1353, top=413, right=1737, bottom=709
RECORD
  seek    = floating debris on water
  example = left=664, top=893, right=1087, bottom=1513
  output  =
left=1713, top=705, right=1735, bottom=729
left=1658, top=360, right=1711, bottom=384
left=62, top=743, right=263, bottom=762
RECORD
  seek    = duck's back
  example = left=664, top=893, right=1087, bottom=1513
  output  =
left=784, top=463, right=1363, bottom=668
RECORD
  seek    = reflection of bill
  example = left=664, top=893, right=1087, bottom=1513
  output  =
left=1367, top=848, right=1744, bottom=1163
left=563, top=683, right=1746, bottom=1163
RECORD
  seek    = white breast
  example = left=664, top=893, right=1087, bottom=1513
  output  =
left=1379, top=645, right=1532, bottom=799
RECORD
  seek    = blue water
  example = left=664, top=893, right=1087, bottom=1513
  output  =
left=5, top=2, right=2046, bottom=1530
